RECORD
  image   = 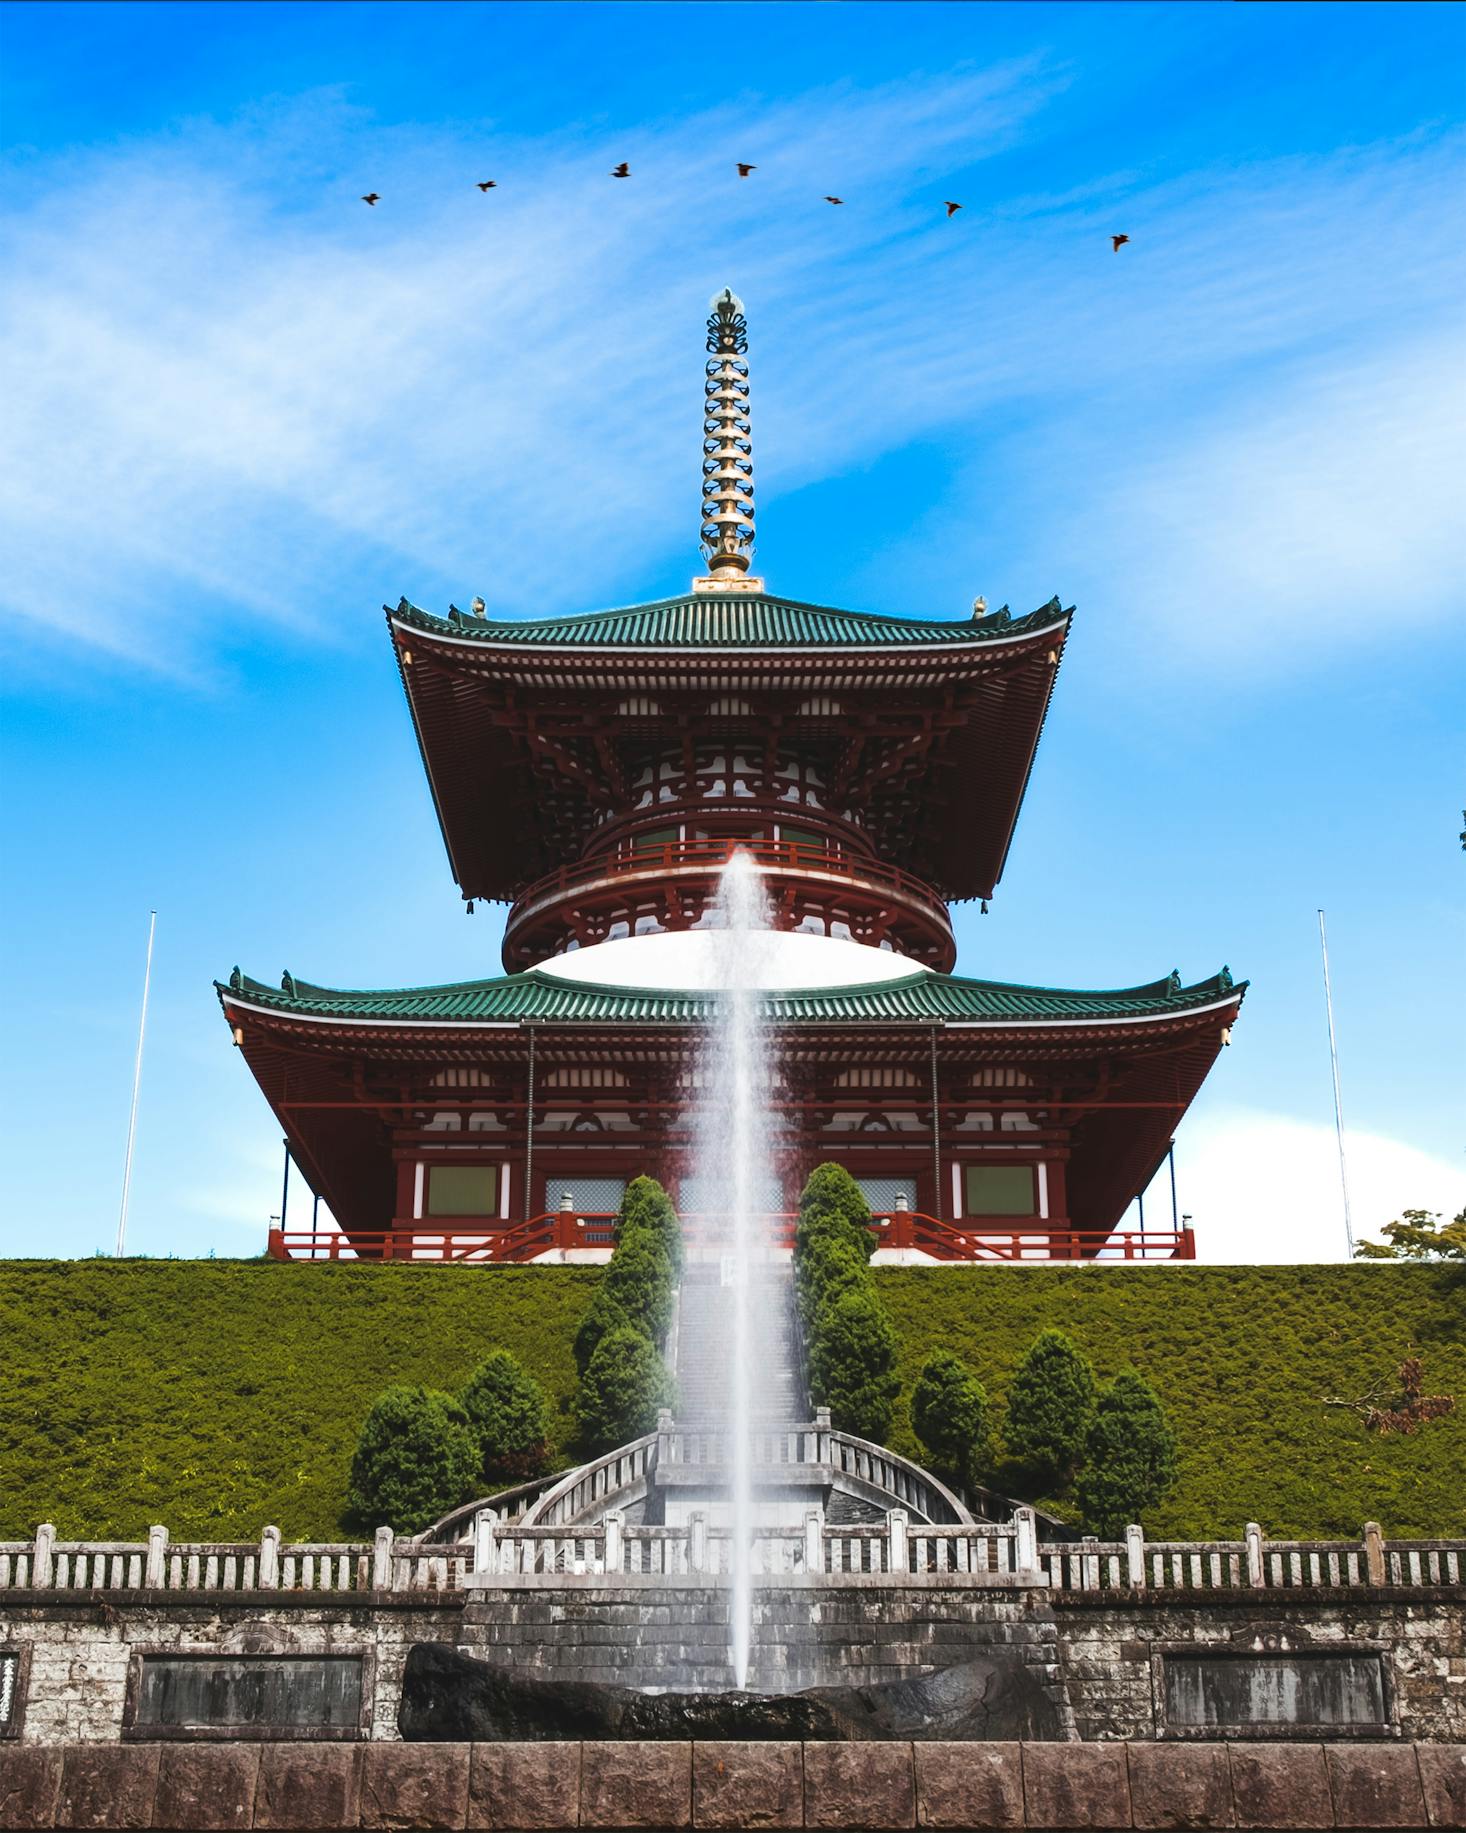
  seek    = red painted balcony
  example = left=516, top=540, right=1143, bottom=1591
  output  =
left=501, top=838, right=956, bottom=972
left=266, top=1214, right=1196, bottom=1264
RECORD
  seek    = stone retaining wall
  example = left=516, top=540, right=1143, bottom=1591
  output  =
left=2, top=1737, right=1464, bottom=1828
left=4, top=1584, right=1461, bottom=1746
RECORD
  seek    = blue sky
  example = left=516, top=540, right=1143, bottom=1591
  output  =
left=1, top=1, right=1462, bottom=1261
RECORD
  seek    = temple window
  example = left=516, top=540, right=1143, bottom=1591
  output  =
left=963, top=1164, right=1037, bottom=1217
left=426, top=1164, right=499, bottom=1217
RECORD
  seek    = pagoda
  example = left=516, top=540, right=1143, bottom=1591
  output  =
left=221, top=291, right=1244, bottom=1263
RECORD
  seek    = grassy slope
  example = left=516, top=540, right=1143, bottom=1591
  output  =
left=2, top=1261, right=1459, bottom=1543
left=877, top=1263, right=1465, bottom=1539
left=0, top=1261, right=600, bottom=1541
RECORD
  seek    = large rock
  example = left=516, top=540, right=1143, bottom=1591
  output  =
left=399, top=1643, right=1061, bottom=1743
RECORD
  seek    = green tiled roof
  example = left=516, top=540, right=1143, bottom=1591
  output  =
left=390, top=592, right=1071, bottom=651
left=221, top=964, right=1241, bottom=1027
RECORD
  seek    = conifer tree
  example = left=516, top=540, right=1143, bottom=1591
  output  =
left=458, top=1350, right=553, bottom=1485
left=578, top=1325, right=673, bottom=1451
left=1002, top=1328, right=1097, bottom=1490
left=1074, top=1370, right=1179, bottom=1535
left=912, top=1350, right=993, bottom=1489
left=346, top=1385, right=479, bottom=1532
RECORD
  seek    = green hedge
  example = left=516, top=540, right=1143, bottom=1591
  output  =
left=876, top=1263, right=1466, bottom=1538
left=0, top=1260, right=599, bottom=1541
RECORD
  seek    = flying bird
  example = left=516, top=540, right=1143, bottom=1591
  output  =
left=361, top=193, right=380, bottom=206
left=611, top=162, right=631, bottom=178
left=737, top=163, right=756, bottom=177
left=1111, top=234, right=1130, bottom=251
left=824, top=195, right=844, bottom=205
left=945, top=201, right=962, bottom=217
left=477, top=181, right=497, bottom=192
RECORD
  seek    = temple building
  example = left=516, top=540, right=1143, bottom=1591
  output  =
left=222, top=291, right=1243, bottom=1263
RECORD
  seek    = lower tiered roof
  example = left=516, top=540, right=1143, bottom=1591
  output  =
left=220, top=964, right=1242, bottom=1028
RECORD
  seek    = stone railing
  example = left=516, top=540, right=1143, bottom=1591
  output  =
left=1039, top=1522, right=1465, bottom=1593
left=3, top=1517, right=1459, bottom=1597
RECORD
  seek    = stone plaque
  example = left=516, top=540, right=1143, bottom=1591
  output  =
left=1162, top=1649, right=1389, bottom=1731
left=131, top=1653, right=364, bottom=1736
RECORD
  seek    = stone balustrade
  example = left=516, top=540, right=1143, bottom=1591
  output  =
left=1, top=1517, right=1460, bottom=1597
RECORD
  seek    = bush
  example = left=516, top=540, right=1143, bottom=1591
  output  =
left=346, top=1385, right=479, bottom=1532
left=797, top=1162, right=875, bottom=1259
left=616, top=1176, right=683, bottom=1271
left=808, top=1287, right=901, bottom=1442
left=458, top=1350, right=553, bottom=1486
left=578, top=1325, right=674, bottom=1451
left=1003, top=1328, right=1097, bottom=1491
left=601, top=1234, right=675, bottom=1344
left=573, top=1287, right=638, bottom=1377
left=1075, top=1370, right=1180, bottom=1536
left=912, top=1350, right=993, bottom=1489
left=796, top=1236, right=868, bottom=1327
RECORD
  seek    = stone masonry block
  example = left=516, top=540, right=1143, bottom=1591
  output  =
left=1228, top=1745, right=1334, bottom=1830
left=804, top=1743, right=916, bottom=1829
left=580, top=1741, right=692, bottom=1829
left=153, top=1744, right=261, bottom=1830
left=1022, top=1744, right=1131, bottom=1830
left=253, top=1742, right=362, bottom=1831
left=467, top=1742, right=580, bottom=1831
left=0, top=1744, right=63, bottom=1830
left=1326, top=1744, right=1427, bottom=1829
left=1417, top=1744, right=1466, bottom=1829
left=56, top=1744, right=160, bottom=1830
left=361, top=1742, right=470, bottom=1829
left=913, top=1742, right=1024, bottom=1828
left=693, top=1741, right=803, bottom=1829
left=1127, top=1743, right=1235, bottom=1829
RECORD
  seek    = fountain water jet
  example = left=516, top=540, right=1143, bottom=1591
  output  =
left=689, top=850, right=781, bottom=1689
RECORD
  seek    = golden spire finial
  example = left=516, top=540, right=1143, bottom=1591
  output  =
left=695, top=288, right=763, bottom=592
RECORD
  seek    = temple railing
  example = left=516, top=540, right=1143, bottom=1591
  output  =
left=502, top=836, right=956, bottom=971
left=3, top=1519, right=1457, bottom=1595
left=266, top=1214, right=1196, bottom=1264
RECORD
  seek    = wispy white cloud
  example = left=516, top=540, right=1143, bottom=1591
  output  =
left=0, top=73, right=1461, bottom=678
left=1174, top=1106, right=1462, bottom=1264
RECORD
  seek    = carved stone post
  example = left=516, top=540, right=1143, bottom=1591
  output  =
left=33, top=1523, right=55, bottom=1588
left=1124, top=1523, right=1145, bottom=1589
left=371, top=1525, right=394, bottom=1591
left=145, top=1525, right=169, bottom=1588
left=1081, top=1534, right=1100, bottom=1590
left=887, top=1508, right=909, bottom=1574
left=804, top=1508, right=824, bottom=1574
left=1363, top=1520, right=1386, bottom=1586
left=1245, top=1521, right=1264, bottom=1587
left=604, top=1509, right=624, bottom=1574
left=1014, top=1506, right=1039, bottom=1577
left=690, top=1511, right=707, bottom=1574
left=259, top=1524, right=281, bottom=1589
left=473, top=1509, right=497, bottom=1581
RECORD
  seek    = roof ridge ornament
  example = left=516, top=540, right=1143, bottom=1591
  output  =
left=694, top=287, right=764, bottom=594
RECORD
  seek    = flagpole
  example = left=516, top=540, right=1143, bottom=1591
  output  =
left=1317, top=908, right=1354, bottom=1258
left=115, top=910, right=157, bottom=1258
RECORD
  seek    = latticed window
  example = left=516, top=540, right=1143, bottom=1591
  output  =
left=857, top=1177, right=917, bottom=1213
left=547, top=1177, right=626, bottom=1214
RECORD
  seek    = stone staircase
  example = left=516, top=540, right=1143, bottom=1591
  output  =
left=673, top=1261, right=804, bottom=1427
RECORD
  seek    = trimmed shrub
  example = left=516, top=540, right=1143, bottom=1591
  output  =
left=578, top=1325, right=674, bottom=1451
left=807, top=1287, right=901, bottom=1442
left=1075, top=1370, right=1180, bottom=1536
left=797, top=1236, right=868, bottom=1327
left=573, top=1287, right=638, bottom=1377
left=458, top=1350, right=553, bottom=1486
left=616, top=1175, right=683, bottom=1271
left=346, top=1385, right=479, bottom=1532
left=1003, top=1328, right=1098, bottom=1491
left=601, top=1234, right=675, bottom=1344
left=797, top=1162, right=876, bottom=1259
left=912, top=1350, right=993, bottom=1489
